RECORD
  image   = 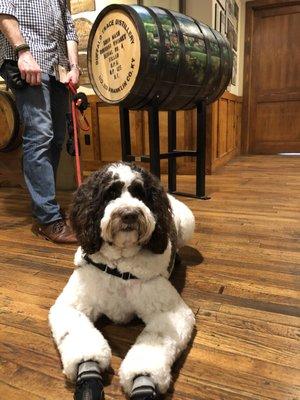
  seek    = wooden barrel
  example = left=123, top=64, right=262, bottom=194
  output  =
left=0, top=90, right=23, bottom=152
left=87, top=5, right=233, bottom=110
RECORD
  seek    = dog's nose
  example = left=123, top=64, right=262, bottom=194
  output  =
left=121, top=210, right=139, bottom=224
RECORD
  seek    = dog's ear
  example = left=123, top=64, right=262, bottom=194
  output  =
left=69, top=168, right=112, bottom=254
left=141, top=170, right=172, bottom=254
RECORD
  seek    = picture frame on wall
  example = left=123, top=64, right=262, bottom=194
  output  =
left=226, top=0, right=238, bottom=30
left=73, top=18, right=93, bottom=51
left=231, top=51, right=237, bottom=86
left=214, top=0, right=227, bottom=37
left=226, top=0, right=235, bottom=20
left=214, top=2, right=220, bottom=31
left=225, top=0, right=238, bottom=51
left=220, top=10, right=226, bottom=36
left=217, top=0, right=226, bottom=9
left=70, top=0, right=95, bottom=14
left=234, top=0, right=239, bottom=21
left=227, top=18, right=237, bottom=51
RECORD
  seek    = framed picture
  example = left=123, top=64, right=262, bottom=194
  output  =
left=226, top=0, right=235, bottom=20
left=220, top=10, right=226, bottom=36
left=214, top=2, right=220, bottom=31
left=70, top=0, right=95, bottom=14
left=234, top=0, right=239, bottom=21
left=73, top=18, right=93, bottom=51
left=231, top=51, right=237, bottom=85
left=227, top=18, right=237, bottom=51
left=217, top=0, right=226, bottom=9
left=214, top=0, right=228, bottom=37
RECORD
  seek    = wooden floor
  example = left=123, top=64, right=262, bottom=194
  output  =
left=0, top=155, right=299, bottom=400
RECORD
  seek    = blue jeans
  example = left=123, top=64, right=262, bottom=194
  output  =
left=14, top=73, right=69, bottom=224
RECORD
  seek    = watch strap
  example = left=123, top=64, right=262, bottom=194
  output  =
left=70, top=63, right=82, bottom=75
left=15, top=43, right=30, bottom=56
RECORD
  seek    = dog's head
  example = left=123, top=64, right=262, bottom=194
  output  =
left=70, top=163, right=172, bottom=255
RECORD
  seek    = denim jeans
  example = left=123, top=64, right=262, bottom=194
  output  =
left=13, top=73, right=69, bottom=224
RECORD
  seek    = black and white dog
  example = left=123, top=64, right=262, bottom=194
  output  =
left=49, top=163, right=195, bottom=400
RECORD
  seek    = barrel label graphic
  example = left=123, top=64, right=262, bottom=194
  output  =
left=88, top=5, right=233, bottom=110
left=90, top=10, right=141, bottom=102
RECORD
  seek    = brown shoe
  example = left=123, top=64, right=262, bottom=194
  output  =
left=32, top=219, right=78, bottom=244
left=60, top=207, right=69, bottom=221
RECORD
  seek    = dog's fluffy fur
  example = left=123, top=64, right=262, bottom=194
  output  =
left=49, top=163, right=195, bottom=394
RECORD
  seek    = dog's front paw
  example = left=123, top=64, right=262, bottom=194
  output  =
left=119, top=350, right=171, bottom=395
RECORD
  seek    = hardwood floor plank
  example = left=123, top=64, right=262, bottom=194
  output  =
left=0, top=155, right=299, bottom=399
left=0, top=380, right=45, bottom=400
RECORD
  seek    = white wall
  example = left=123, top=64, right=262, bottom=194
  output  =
left=185, top=0, right=212, bottom=26
left=72, top=0, right=137, bottom=22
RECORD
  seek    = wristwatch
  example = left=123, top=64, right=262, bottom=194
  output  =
left=14, top=43, right=30, bottom=56
left=70, top=63, right=82, bottom=76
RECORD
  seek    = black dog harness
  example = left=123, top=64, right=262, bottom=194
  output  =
left=83, top=254, right=138, bottom=280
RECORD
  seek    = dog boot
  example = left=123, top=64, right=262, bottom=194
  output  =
left=74, top=360, right=104, bottom=400
left=130, top=376, right=159, bottom=400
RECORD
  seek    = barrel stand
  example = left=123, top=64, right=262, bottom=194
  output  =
left=119, top=103, right=210, bottom=199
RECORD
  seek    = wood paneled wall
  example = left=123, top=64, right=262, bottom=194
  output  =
left=79, top=91, right=242, bottom=176
left=208, top=91, right=243, bottom=172
left=0, top=91, right=242, bottom=186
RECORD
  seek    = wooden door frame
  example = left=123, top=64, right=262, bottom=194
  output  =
left=241, top=0, right=300, bottom=153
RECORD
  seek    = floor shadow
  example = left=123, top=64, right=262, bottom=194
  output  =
left=178, top=245, right=204, bottom=266
left=171, top=246, right=204, bottom=295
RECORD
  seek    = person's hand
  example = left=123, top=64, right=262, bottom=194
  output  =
left=65, top=67, right=80, bottom=88
left=18, top=50, right=41, bottom=86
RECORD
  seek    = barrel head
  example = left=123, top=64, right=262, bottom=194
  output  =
left=88, top=9, right=141, bottom=104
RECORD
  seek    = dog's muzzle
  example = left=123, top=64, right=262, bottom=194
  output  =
left=120, top=208, right=140, bottom=228
left=101, top=201, right=156, bottom=248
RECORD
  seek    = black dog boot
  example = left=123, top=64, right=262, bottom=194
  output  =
left=130, top=376, right=158, bottom=400
left=74, top=360, right=104, bottom=400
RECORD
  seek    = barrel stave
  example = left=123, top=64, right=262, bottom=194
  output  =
left=0, top=91, right=23, bottom=152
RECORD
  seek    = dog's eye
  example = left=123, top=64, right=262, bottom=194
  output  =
left=128, top=182, right=146, bottom=201
left=103, top=181, right=123, bottom=203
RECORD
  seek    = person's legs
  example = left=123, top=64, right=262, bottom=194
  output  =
left=50, top=77, right=69, bottom=182
left=14, top=73, right=62, bottom=224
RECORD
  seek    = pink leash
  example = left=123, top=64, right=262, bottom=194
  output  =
left=66, top=82, right=90, bottom=187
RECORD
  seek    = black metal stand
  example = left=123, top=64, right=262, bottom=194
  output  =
left=119, top=103, right=210, bottom=199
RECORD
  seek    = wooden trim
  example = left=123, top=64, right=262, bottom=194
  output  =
left=211, top=148, right=239, bottom=172
left=259, top=5, right=300, bottom=16
left=245, top=0, right=299, bottom=9
left=241, top=2, right=254, bottom=154
left=221, top=90, right=242, bottom=102
left=180, top=0, right=186, bottom=13
left=82, top=91, right=242, bottom=176
left=257, top=92, right=300, bottom=103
